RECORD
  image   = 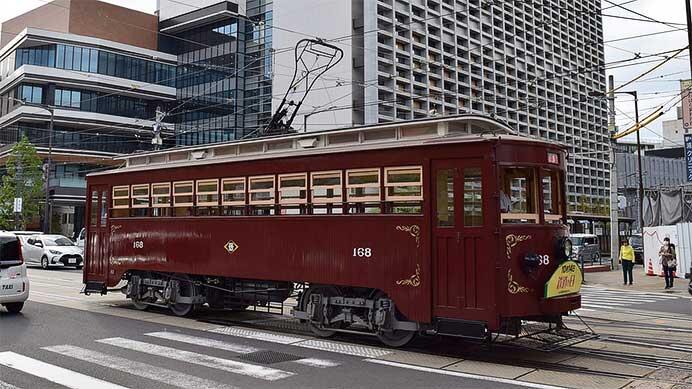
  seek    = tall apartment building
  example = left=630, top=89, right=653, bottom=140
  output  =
left=0, top=0, right=176, bottom=235
left=158, top=0, right=609, bottom=211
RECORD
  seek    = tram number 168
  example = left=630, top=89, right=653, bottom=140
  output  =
left=353, top=248, right=372, bottom=258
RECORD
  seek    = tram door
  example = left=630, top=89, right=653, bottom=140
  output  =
left=84, top=186, right=110, bottom=285
left=432, top=160, right=493, bottom=320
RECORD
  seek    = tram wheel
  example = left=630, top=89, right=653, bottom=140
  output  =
left=302, top=286, right=339, bottom=338
left=372, top=291, right=415, bottom=348
left=131, top=296, right=155, bottom=311
left=169, top=274, right=200, bottom=317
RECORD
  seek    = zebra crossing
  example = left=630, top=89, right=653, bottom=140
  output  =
left=0, top=327, right=343, bottom=389
left=577, top=286, right=683, bottom=311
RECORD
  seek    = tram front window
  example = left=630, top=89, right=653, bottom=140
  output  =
left=542, top=169, right=563, bottom=224
left=500, top=167, right=539, bottom=224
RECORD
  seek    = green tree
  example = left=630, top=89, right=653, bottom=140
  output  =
left=0, top=136, right=44, bottom=230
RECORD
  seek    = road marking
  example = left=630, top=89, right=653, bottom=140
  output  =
left=581, top=304, right=625, bottom=309
left=294, top=358, right=341, bottom=368
left=43, top=345, right=236, bottom=389
left=0, top=380, right=21, bottom=389
left=0, top=352, right=127, bottom=389
left=208, top=326, right=306, bottom=344
left=97, top=337, right=294, bottom=381
left=298, top=339, right=392, bottom=358
left=365, top=359, right=565, bottom=389
left=146, top=332, right=260, bottom=354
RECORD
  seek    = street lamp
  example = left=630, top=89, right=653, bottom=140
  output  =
left=589, top=90, right=644, bottom=234
left=8, top=97, right=55, bottom=233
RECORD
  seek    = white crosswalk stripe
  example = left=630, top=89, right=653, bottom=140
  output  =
left=43, top=345, right=238, bottom=389
left=97, top=337, right=296, bottom=381
left=0, top=380, right=21, bottom=389
left=578, top=286, right=683, bottom=311
left=0, top=352, right=128, bottom=389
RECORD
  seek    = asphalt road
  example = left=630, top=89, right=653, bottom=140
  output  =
left=0, top=300, right=525, bottom=389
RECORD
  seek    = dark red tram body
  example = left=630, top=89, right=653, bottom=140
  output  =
left=84, top=116, right=580, bottom=346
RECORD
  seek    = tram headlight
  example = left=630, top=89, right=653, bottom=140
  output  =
left=561, top=238, right=573, bottom=259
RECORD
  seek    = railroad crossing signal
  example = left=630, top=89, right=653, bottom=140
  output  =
left=224, top=241, right=239, bottom=254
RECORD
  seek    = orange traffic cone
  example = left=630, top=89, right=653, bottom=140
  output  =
left=646, top=259, right=654, bottom=276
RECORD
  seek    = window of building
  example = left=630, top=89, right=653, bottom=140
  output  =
left=436, top=169, right=454, bottom=227
left=501, top=167, right=539, bottom=224
left=173, top=181, right=194, bottom=216
left=248, top=176, right=275, bottom=205
left=463, top=168, right=483, bottom=226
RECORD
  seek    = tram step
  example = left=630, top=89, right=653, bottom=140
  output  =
left=84, top=281, right=107, bottom=295
left=435, top=319, right=486, bottom=339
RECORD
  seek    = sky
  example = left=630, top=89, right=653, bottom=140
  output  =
left=0, top=0, right=688, bottom=145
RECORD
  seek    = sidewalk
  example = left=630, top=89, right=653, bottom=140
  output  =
left=582, top=263, right=691, bottom=296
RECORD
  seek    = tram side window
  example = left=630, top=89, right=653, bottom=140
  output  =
left=347, top=169, right=381, bottom=214
left=131, top=184, right=149, bottom=217
left=111, top=186, right=129, bottom=218
left=385, top=167, right=423, bottom=214
left=221, top=178, right=245, bottom=216
left=248, top=176, right=275, bottom=216
left=197, top=179, right=220, bottom=216
left=311, top=171, right=343, bottom=215
left=279, top=173, right=307, bottom=215
left=90, top=190, right=98, bottom=226
left=151, top=183, right=171, bottom=217
left=463, top=168, right=483, bottom=226
left=173, top=181, right=194, bottom=217
left=542, top=169, right=563, bottom=224
left=500, top=167, right=538, bottom=224
left=436, top=169, right=454, bottom=227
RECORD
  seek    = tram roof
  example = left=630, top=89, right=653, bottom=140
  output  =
left=90, top=114, right=558, bottom=176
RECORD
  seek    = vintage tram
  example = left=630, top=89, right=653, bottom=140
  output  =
left=83, top=115, right=581, bottom=347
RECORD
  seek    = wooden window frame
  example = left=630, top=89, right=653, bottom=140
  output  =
left=248, top=175, right=275, bottom=205
left=151, top=183, right=171, bottom=208
left=112, top=185, right=130, bottom=209
left=131, top=184, right=150, bottom=208
left=173, top=180, right=194, bottom=207
left=196, top=179, right=219, bottom=206
left=384, top=166, right=423, bottom=201
left=346, top=168, right=381, bottom=202
left=311, top=171, right=343, bottom=204
left=221, top=177, right=246, bottom=206
left=278, top=173, right=308, bottom=205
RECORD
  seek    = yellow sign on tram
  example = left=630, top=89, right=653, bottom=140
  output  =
left=544, top=260, right=582, bottom=298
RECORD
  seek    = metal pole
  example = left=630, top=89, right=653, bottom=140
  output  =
left=44, top=109, right=53, bottom=233
left=633, top=92, right=645, bottom=234
left=608, top=75, right=619, bottom=270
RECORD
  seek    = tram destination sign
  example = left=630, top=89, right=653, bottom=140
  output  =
left=686, top=134, right=692, bottom=182
left=544, top=260, right=583, bottom=298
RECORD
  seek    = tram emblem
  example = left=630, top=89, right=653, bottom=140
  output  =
left=224, top=240, right=239, bottom=254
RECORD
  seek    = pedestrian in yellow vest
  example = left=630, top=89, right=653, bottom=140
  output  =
left=620, top=238, right=635, bottom=285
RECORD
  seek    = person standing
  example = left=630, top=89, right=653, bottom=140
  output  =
left=659, top=237, right=677, bottom=289
left=619, top=238, right=635, bottom=285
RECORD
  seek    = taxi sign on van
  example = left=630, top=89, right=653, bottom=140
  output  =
left=544, top=260, right=582, bottom=298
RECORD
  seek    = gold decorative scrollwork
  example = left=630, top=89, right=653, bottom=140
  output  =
left=507, top=269, right=531, bottom=294
left=110, top=225, right=123, bottom=233
left=505, top=234, right=531, bottom=260
left=396, top=225, right=421, bottom=248
left=396, top=264, right=421, bottom=287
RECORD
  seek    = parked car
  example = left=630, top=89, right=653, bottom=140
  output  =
left=21, top=234, right=84, bottom=270
left=0, top=232, right=29, bottom=313
left=570, top=233, right=601, bottom=264
left=76, top=228, right=85, bottom=253
left=629, top=234, right=644, bottom=264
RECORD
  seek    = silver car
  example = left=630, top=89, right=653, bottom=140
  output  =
left=570, top=233, right=601, bottom=264
left=20, top=234, right=84, bottom=270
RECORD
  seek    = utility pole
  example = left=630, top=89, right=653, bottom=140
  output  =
left=608, top=75, right=619, bottom=270
left=686, top=0, right=692, bottom=75
left=632, top=91, right=644, bottom=235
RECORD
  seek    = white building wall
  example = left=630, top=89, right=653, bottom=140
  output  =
left=271, top=0, right=354, bottom=132
left=157, top=0, right=247, bottom=21
left=662, top=118, right=687, bottom=148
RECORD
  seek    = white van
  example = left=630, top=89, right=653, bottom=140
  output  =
left=0, top=232, right=29, bottom=313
